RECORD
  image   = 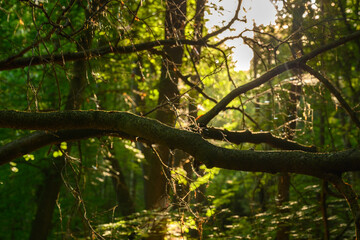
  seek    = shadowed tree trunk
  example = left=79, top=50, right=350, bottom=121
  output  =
left=141, top=1, right=186, bottom=239
left=29, top=160, right=65, bottom=240
left=143, top=0, right=187, bottom=210
left=28, top=8, right=93, bottom=240
left=108, top=156, right=135, bottom=216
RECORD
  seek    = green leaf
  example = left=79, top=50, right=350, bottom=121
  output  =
left=60, top=142, right=67, bottom=150
left=53, top=150, right=63, bottom=158
left=23, top=154, right=35, bottom=161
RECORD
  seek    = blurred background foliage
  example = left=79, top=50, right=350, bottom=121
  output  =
left=0, top=0, right=359, bottom=239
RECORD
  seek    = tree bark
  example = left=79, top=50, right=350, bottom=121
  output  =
left=1, top=110, right=359, bottom=176
left=143, top=0, right=187, bottom=210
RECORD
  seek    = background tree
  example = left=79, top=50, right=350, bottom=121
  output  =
left=0, top=0, right=360, bottom=239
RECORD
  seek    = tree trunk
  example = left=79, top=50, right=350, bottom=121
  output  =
left=29, top=9, right=92, bottom=239
left=143, top=0, right=187, bottom=210
left=29, top=161, right=64, bottom=240
left=141, top=1, right=186, bottom=239
left=108, top=156, right=135, bottom=216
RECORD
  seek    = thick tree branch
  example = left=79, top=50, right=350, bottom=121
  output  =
left=0, top=110, right=359, bottom=177
left=0, top=127, right=315, bottom=164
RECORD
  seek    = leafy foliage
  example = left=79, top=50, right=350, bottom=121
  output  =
left=0, top=0, right=360, bottom=239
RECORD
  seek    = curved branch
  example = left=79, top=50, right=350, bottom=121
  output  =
left=300, top=64, right=360, bottom=129
left=0, top=110, right=359, bottom=177
left=0, top=127, right=315, bottom=165
left=196, top=59, right=300, bottom=126
left=0, top=39, right=207, bottom=71
left=196, top=30, right=360, bottom=126
left=201, top=128, right=317, bottom=152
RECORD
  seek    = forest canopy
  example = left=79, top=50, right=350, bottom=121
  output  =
left=0, top=0, right=360, bottom=239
